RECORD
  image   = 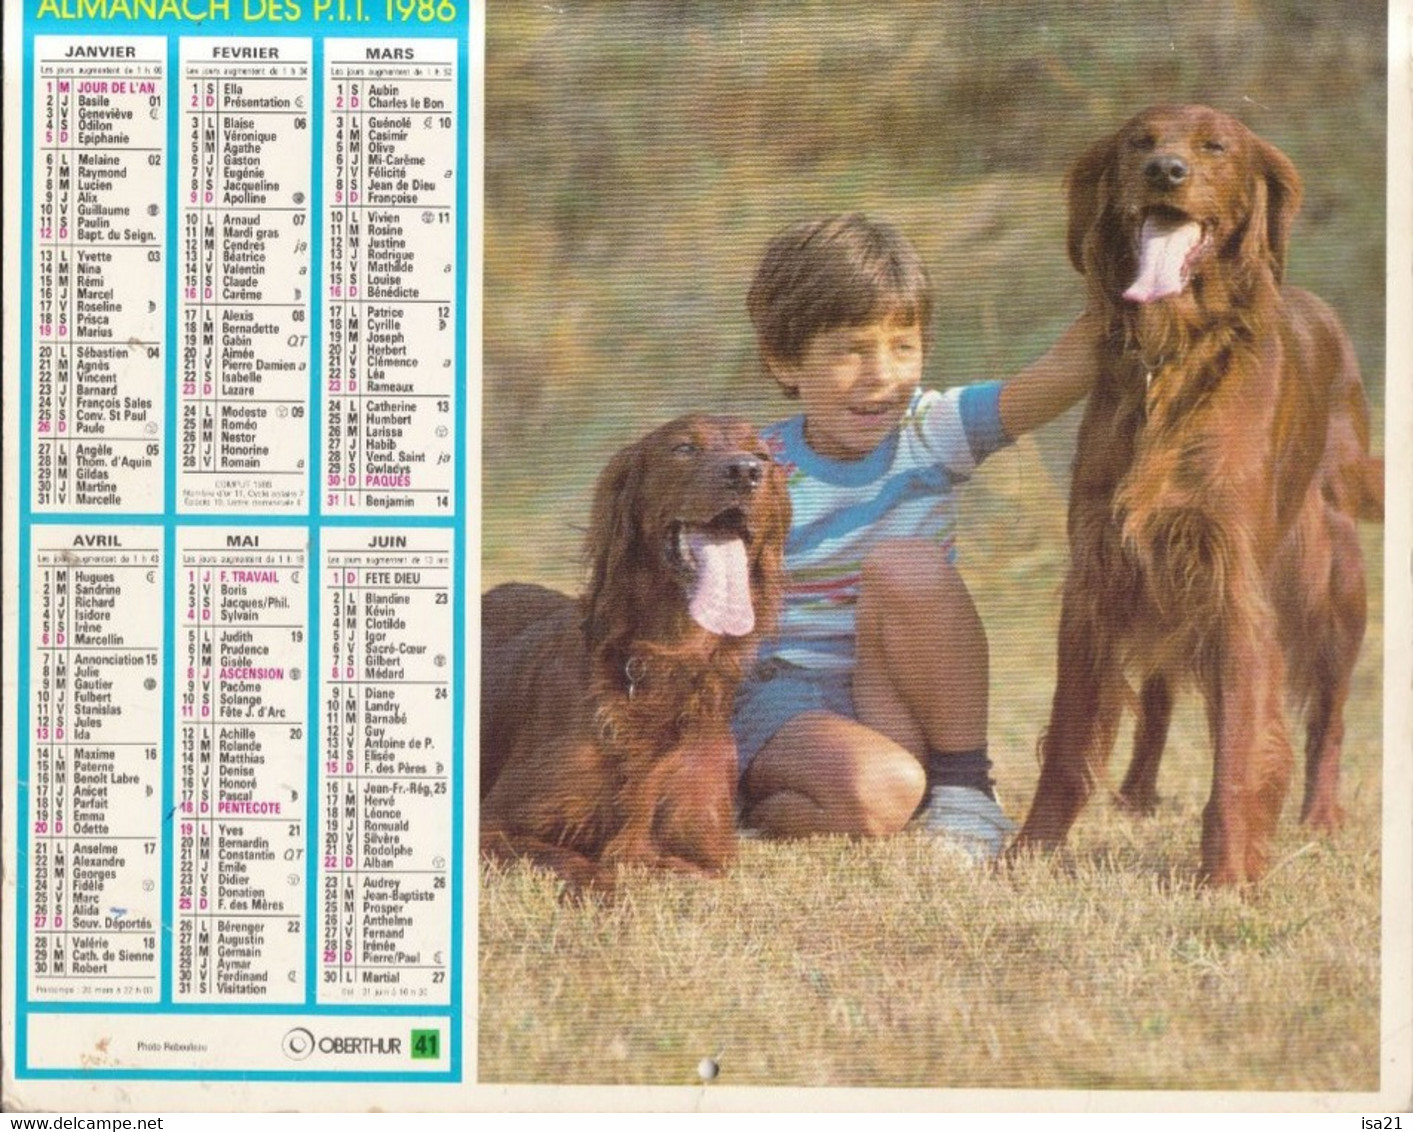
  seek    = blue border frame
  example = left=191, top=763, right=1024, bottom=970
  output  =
left=16, top=5, right=470, bottom=1085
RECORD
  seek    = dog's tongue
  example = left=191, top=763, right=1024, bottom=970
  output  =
left=1124, top=215, right=1203, bottom=303
left=685, top=532, right=754, bottom=637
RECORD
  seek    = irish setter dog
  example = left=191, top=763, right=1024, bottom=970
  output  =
left=481, top=415, right=790, bottom=890
left=1013, top=105, right=1383, bottom=885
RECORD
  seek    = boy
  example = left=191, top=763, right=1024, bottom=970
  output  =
left=733, top=213, right=1097, bottom=859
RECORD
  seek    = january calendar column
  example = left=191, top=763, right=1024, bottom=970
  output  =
left=322, top=41, right=458, bottom=516
left=178, top=39, right=312, bottom=513
left=174, top=529, right=308, bottom=1002
left=28, top=528, right=163, bottom=1002
left=31, top=39, right=166, bottom=513
left=319, top=530, right=453, bottom=1002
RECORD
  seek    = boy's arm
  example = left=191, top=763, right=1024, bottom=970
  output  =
left=997, top=312, right=1101, bottom=439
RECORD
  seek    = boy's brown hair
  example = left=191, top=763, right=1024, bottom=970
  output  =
left=747, top=214, right=935, bottom=396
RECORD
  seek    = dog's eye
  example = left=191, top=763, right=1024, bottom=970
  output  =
left=1202, top=139, right=1228, bottom=155
left=1130, top=133, right=1156, bottom=152
left=673, top=441, right=702, bottom=456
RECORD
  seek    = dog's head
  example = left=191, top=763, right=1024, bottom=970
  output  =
left=1067, top=104, right=1302, bottom=310
left=583, top=415, right=791, bottom=650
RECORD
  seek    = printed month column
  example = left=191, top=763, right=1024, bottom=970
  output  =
left=178, top=38, right=312, bottom=513
left=28, top=529, right=163, bottom=1002
left=319, top=530, right=453, bottom=1002
left=174, top=529, right=309, bottom=1002
left=31, top=38, right=166, bottom=513
left=322, top=40, right=458, bottom=516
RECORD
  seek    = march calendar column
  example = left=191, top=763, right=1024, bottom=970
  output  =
left=322, top=41, right=458, bottom=517
left=31, top=38, right=166, bottom=513
left=28, top=528, right=162, bottom=1002
left=178, top=39, right=312, bottom=514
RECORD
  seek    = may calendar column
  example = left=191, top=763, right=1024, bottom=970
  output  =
left=173, top=527, right=309, bottom=1003
left=31, top=38, right=166, bottom=514
left=322, top=41, right=458, bottom=517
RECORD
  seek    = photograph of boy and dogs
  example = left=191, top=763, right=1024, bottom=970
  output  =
left=480, top=1, right=1392, bottom=1091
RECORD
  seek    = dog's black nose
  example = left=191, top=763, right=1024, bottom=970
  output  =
left=725, top=456, right=764, bottom=494
left=1144, top=154, right=1189, bottom=189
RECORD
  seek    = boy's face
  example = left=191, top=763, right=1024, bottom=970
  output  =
left=769, top=315, right=924, bottom=461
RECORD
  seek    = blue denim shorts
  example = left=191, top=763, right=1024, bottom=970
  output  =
left=731, top=658, right=856, bottom=772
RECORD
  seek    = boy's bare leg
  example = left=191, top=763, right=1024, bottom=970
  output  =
left=740, top=542, right=988, bottom=839
left=741, top=713, right=924, bottom=838
left=853, top=540, right=989, bottom=757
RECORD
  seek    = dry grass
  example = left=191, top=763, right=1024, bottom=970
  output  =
left=480, top=795, right=1381, bottom=1090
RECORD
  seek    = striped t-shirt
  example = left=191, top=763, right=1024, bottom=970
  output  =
left=758, top=381, right=1010, bottom=673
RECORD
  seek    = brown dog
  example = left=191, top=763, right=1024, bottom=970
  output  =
left=1013, top=105, right=1383, bottom=885
left=481, top=415, right=790, bottom=889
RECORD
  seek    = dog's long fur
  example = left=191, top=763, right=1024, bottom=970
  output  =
left=1013, top=105, right=1383, bottom=884
left=480, top=415, right=790, bottom=890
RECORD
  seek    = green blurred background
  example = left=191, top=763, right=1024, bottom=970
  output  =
left=482, top=0, right=1387, bottom=590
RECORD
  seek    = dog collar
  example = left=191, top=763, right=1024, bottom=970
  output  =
left=1135, top=352, right=1167, bottom=390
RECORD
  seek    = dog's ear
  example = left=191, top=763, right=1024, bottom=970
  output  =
left=749, top=462, right=793, bottom=636
left=1066, top=132, right=1119, bottom=276
left=582, top=439, right=646, bottom=649
left=1257, top=137, right=1302, bottom=282
left=1240, top=134, right=1303, bottom=283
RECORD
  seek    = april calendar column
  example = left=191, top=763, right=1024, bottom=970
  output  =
left=322, top=41, right=458, bottom=516
left=178, top=39, right=313, bottom=514
left=31, top=38, right=166, bottom=513
left=28, top=528, right=163, bottom=1002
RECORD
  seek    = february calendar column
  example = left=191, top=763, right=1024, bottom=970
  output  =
left=31, top=38, right=166, bottom=513
left=322, top=41, right=458, bottom=516
left=28, top=528, right=163, bottom=1002
left=178, top=39, right=312, bottom=513
left=173, top=528, right=308, bottom=1003
left=319, top=530, right=453, bottom=1002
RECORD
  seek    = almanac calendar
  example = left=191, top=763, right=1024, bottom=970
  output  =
left=6, top=1, right=475, bottom=1098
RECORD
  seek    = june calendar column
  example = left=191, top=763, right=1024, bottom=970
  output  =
left=322, top=41, right=458, bottom=517
left=319, top=530, right=453, bottom=1002
left=31, top=38, right=166, bottom=513
left=178, top=38, right=312, bottom=514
